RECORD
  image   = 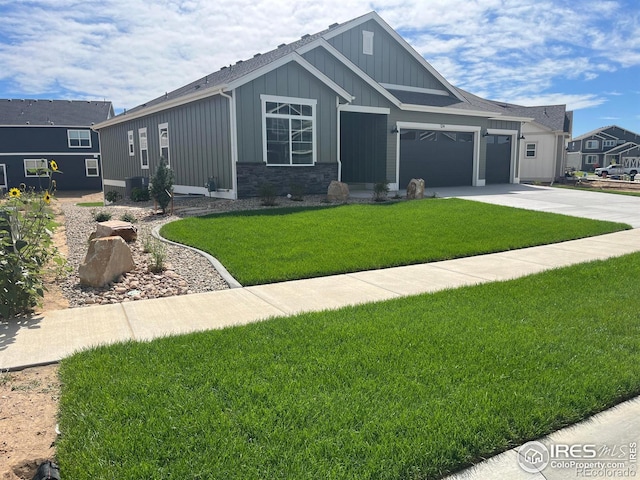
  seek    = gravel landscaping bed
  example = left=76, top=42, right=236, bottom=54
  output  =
left=58, top=194, right=373, bottom=308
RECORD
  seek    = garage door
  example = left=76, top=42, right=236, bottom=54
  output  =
left=399, top=130, right=474, bottom=187
left=485, top=135, right=511, bottom=184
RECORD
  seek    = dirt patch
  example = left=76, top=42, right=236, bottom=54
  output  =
left=0, top=365, right=60, bottom=480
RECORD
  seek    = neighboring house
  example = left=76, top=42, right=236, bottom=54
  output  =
left=0, top=99, right=114, bottom=192
left=567, top=125, right=640, bottom=172
left=506, top=105, right=572, bottom=182
left=95, top=11, right=560, bottom=199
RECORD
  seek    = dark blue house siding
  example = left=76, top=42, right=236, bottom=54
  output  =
left=0, top=126, right=102, bottom=191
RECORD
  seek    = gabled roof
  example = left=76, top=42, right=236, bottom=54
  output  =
left=573, top=125, right=640, bottom=142
left=0, top=99, right=113, bottom=126
left=604, top=142, right=639, bottom=155
left=97, top=11, right=539, bottom=128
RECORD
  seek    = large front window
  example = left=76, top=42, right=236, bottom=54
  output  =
left=262, top=95, right=316, bottom=166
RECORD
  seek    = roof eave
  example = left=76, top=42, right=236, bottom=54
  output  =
left=93, top=85, right=229, bottom=130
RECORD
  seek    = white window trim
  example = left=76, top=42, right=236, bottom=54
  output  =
left=0, top=164, right=6, bottom=190
left=139, top=127, right=149, bottom=170
left=128, top=130, right=135, bottom=156
left=24, top=158, right=49, bottom=177
left=158, top=122, right=170, bottom=167
left=585, top=139, right=599, bottom=150
left=260, top=94, right=317, bottom=167
left=67, top=129, right=92, bottom=148
left=525, top=142, right=537, bottom=158
left=585, top=155, right=598, bottom=164
left=85, top=158, right=99, bottom=177
left=362, top=30, right=374, bottom=55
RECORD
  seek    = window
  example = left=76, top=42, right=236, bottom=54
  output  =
left=603, top=139, right=616, bottom=148
left=525, top=143, right=537, bottom=158
left=128, top=130, right=135, bottom=156
left=262, top=96, right=316, bottom=166
left=158, top=123, right=170, bottom=166
left=68, top=129, right=91, bottom=148
left=585, top=139, right=599, bottom=149
left=24, top=159, right=49, bottom=177
left=85, top=158, right=99, bottom=177
left=585, top=155, right=598, bottom=164
left=139, top=128, right=149, bottom=169
left=0, top=164, right=6, bottom=190
left=363, top=30, right=374, bottom=55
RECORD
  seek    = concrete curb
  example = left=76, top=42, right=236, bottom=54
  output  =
left=151, top=224, right=243, bottom=289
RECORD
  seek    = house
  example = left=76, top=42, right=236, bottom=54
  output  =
left=508, top=105, right=572, bottom=182
left=0, top=99, right=114, bottom=193
left=95, top=11, right=553, bottom=199
left=567, top=125, right=640, bottom=172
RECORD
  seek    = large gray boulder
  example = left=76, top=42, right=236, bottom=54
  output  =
left=96, top=220, right=138, bottom=243
left=79, top=236, right=135, bottom=287
left=327, top=181, right=349, bottom=202
left=407, top=178, right=425, bottom=200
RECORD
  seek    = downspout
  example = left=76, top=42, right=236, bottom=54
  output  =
left=219, top=89, right=238, bottom=199
left=336, top=96, right=353, bottom=183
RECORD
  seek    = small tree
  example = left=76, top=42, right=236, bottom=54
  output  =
left=150, top=158, right=174, bottom=214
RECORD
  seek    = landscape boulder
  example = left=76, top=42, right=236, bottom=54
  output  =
left=96, top=220, right=138, bottom=242
left=327, top=181, right=349, bottom=202
left=406, top=178, right=425, bottom=200
left=79, top=236, right=135, bottom=287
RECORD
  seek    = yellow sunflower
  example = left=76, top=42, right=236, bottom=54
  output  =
left=49, top=160, right=58, bottom=171
left=9, top=187, right=21, bottom=198
left=43, top=191, right=52, bottom=204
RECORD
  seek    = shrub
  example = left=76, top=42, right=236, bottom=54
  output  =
left=130, top=187, right=150, bottom=202
left=148, top=238, right=166, bottom=273
left=289, top=182, right=305, bottom=202
left=119, top=212, right=137, bottom=224
left=150, top=159, right=174, bottom=214
left=0, top=161, right=64, bottom=317
left=373, top=181, right=389, bottom=202
left=259, top=182, right=278, bottom=206
left=92, top=210, right=112, bottom=222
left=105, top=190, right=121, bottom=204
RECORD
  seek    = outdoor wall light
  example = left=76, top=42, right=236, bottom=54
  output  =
left=519, top=134, right=526, bottom=140
left=391, top=126, right=399, bottom=134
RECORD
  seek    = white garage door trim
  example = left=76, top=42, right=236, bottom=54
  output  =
left=487, top=128, right=519, bottom=183
left=394, top=122, right=482, bottom=187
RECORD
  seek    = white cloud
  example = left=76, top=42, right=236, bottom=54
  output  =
left=0, top=0, right=637, bottom=115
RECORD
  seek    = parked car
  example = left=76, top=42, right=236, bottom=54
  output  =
left=594, top=164, right=638, bottom=177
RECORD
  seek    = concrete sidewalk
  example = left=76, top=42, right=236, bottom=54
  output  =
left=2, top=229, right=639, bottom=479
left=2, top=228, right=640, bottom=370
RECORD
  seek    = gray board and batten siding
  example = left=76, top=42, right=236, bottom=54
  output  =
left=100, top=95, right=232, bottom=195
left=327, top=19, right=448, bottom=91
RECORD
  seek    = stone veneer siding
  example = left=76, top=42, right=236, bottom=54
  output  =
left=236, top=163, right=338, bottom=198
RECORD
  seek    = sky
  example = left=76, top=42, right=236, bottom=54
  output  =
left=0, top=0, right=638, bottom=137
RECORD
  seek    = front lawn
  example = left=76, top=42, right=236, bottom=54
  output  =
left=57, top=253, right=640, bottom=479
left=160, top=198, right=629, bottom=285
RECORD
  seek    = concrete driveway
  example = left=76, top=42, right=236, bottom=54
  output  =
left=430, top=184, right=640, bottom=228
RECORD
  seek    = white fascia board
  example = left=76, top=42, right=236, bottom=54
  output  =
left=340, top=104, right=390, bottom=115
left=379, top=83, right=449, bottom=96
left=488, top=115, right=535, bottom=123
left=322, top=12, right=466, bottom=103
left=93, top=86, right=229, bottom=130
left=297, top=39, right=401, bottom=107
left=228, top=52, right=353, bottom=102
left=400, top=103, right=496, bottom=118
left=397, top=121, right=481, bottom=133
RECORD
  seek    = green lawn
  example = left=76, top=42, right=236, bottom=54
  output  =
left=160, top=198, right=629, bottom=285
left=75, top=201, right=104, bottom=207
left=57, top=253, right=640, bottom=479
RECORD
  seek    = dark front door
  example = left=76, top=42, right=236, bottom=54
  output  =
left=340, top=112, right=387, bottom=183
